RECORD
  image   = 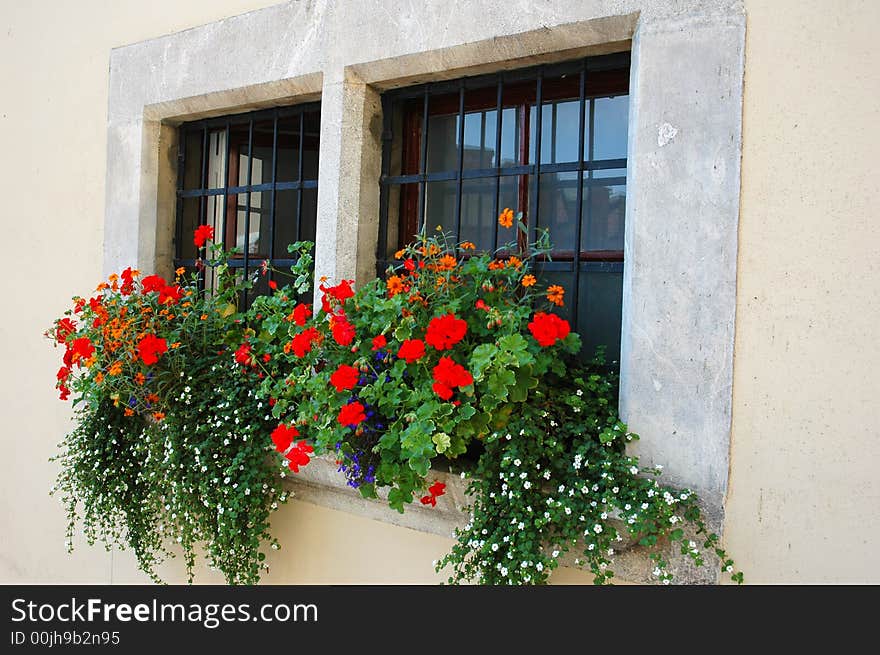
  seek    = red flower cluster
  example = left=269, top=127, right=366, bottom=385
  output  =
left=371, top=335, right=387, bottom=351
left=425, top=313, right=467, bottom=351
left=234, top=342, right=256, bottom=367
left=337, top=401, right=367, bottom=427
left=420, top=481, right=446, bottom=506
left=330, top=313, right=356, bottom=346
left=119, top=267, right=136, bottom=295
left=397, top=339, right=426, bottom=363
left=271, top=423, right=300, bottom=453
left=329, top=364, right=359, bottom=392
left=431, top=356, right=473, bottom=400
left=140, top=274, right=184, bottom=306
left=137, top=334, right=168, bottom=365
left=285, top=441, right=314, bottom=473
left=69, top=337, right=95, bottom=364
left=55, top=318, right=77, bottom=344
left=290, top=303, right=312, bottom=326
left=319, top=279, right=355, bottom=313
left=141, top=275, right=166, bottom=294
left=193, top=224, right=214, bottom=248
left=289, top=327, right=321, bottom=358
left=527, top=312, right=570, bottom=347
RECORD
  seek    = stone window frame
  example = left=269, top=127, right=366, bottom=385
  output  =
left=103, top=2, right=745, bottom=583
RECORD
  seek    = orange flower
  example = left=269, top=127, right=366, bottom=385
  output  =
left=152, top=412, right=165, bottom=422
left=507, top=256, right=522, bottom=269
left=170, top=342, right=181, bottom=349
left=108, top=361, right=123, bottom=376
left=96, top=282, right=109, bottom=291
left=499, top=208, right=514, bottom=228
left=386, top=275, right=406, bottom=298
left=175, top=267, right=186, bottom=277
left=394, top=249, right=406, bottom=260
left=200, top=314, right=208, bottom=321
left=94, top=372, right=104, bottom=384
left=108, top=274, right=119, bottom=283
left=547, top=285, right=565, bottom=307
left=428, top=244, right=441, bottom=256
left=488, top=260, right=505, bottom=271
left=521, top=274, right=537, bottom=288
left=146, top=393, right=159, bottom=404
left=124, top=408, right=134, bottom=417
left=134, top=372, right=145, bottom=385
left=459, top=241, right=476, bottom=250
left=434, top=255, right=457, bottom=272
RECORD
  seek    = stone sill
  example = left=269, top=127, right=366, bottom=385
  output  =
left=282, top=454, right=719, bottom=584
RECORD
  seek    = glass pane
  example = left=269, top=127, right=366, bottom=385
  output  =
left=205, top=129, right=227, bottom=190
left=494, top=176, right=520, bottom=251
left=541, top=100, right=580, bottom=164
left=424, top=180, right=458, bottom=239
left=460, top=178, right=495, bottom=251
left=299, top=187, right=318, bottom=245
left=499, top=107, right=520, bottom=167
left=250, top=119, right=274, bottom=185
left=248, top=190, right=272, bottom=258
left=388, top=182, right=418, bottom=257
left=593, top=167, right=626, bottom=179
left=302, top=110, right=320, bottom=181
left=273, top=189, right=298, bottom=259
left=582, top=181, right=626, bottom=253
left=276, top=115, right=301, bottom=183
left=537, top=172, right=579, bottom=256
left=178, top=197, right=201, bottom=260
left=578, top=269, right=623, bottom=364
left=462, top=110, right=497, bottom=169
left=593, top=95, right=629, bottom=161
left=427, top=113, right=458, bottom=173
left=182, top=130, right=204, bottom=190
left=228, top=123, right=250, bottom=186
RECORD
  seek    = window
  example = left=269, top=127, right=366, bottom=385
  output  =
left=377, top=53, right=629, bottom=361
left=175, top=103, right=321, bottom=306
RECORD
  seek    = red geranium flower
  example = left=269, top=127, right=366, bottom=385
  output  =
left=397, top=339, right=426, bottom=363
left=158, top=284, right=183, bottom=305
left=527, top=312, right=571, bottom=347
left=371, top=335, right=387, bottom=351
left=55, top=318, right=76, bottom=344
left=475, top=299, right=489, bottom=312
left=329, top=364, right=359, bottom=392
left=425, top=313, right=468, bottom=351
left=431, top=356, right=473, bottom=400
left=120, top=267, right=136, bottom=295
left=337, top=401, right=367, bottom=427
left=290, top=327, right=321, bottom=358
left=137, top=334, right=167, bottom=365
left=58, top=385, right=70, bottom=401
left=330, top=314, right=356, bottom=346
left=234, top=342, right=255, bottom=367
left=319, top=279, right=355, bottom=312
left=271, top=423, right=300, bottom=453
left=193, top=224, right=214, bottom=248
left=69, top=337, right=95, bottom=365
left=268, top=280, right=278, bottom=290
left=420, top=480, right=446, bottom=506
left=141, top=275, right=166, bottom=294
left=56, top=366, right=71, bottom=382
left=285, top=440, right=314, bottom=473
left=291, top=303, right=312, bottom=326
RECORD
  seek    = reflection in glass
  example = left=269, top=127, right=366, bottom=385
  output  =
left=276, top=116, right=301, bottom=183
left=424, top=180, right=458, bottom=238
left=578, top=269, right=623, bottom=362
left=593, top=95, right=629, bottom=161
left=183, top=131, right=204, bottom=190
left=427, top=114, right=458, bottom=172
left=273, top=190, right=298, bottom=259
left=538, top=172, right=579, bottom=253
left=582, top=182, right=626, bottom=253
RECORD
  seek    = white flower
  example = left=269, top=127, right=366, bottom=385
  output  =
left=593, top=524, right=603, bottom=533
left=652, top=567, right=661, bottom=577
left=552, top=550, right=560, bottom=558
left=576, top=389, right=583, bottom=396
left=513, top=458, right=521, bottom=467
left=523, top=481, right=531, bottom=489
left=536, top=563, right=544, bottom=572
left=600, top=512, right=608, bottom=520
left=492, top=543, right=499, bottom=552
left=500, top=567, right=508, bottom=576
left=564, top=507, right=572, bottom=515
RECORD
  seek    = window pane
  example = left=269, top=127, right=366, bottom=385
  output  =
left=302, top=110, right=320, bottom=181
left=495, top=176, right=520, bottom=251
left=460, top=178, right=495, bottom=251
left=248, top=190, right=272, bottom=258
left=299, top=187, right=318, bottom=245
left=499, top=107, right=520, bottom=167
left=276, top=115, right=301, bottom=183
left=462, top=109, right=497, bottom=169
left=541, top=100, right=580, bottom=164
left=205, top=129, right=227, bottom=190
left=228, top=124, right=250, bottom=186
left=273, top=189, right=298, bottom=259
left=578, top=268, right=623, bottom=363
left=250, top=119, right=274, bottom=185
left=534, top=270, right=574, bottom=325
left=182, top=131, right=204, bottom=190
left=593, top=95, right=629, bottom=161
left=427, top=113, right=458, bottom=173
left=582, top=181, right=626, bottom=253
left=537, top=172, right=579, bottom=255
left=178, top=197, right=201, bottom=260
left=424, top=180, right=458, bottom=238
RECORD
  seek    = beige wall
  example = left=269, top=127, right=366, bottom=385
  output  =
left=1, top=0, right=877, bottom=584
left=724, top=0, right=880, bottom=583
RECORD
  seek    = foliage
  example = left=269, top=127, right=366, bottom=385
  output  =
left=47, top=231, right=288, bottom=584
left=437, top=356, right=744, bottom=585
